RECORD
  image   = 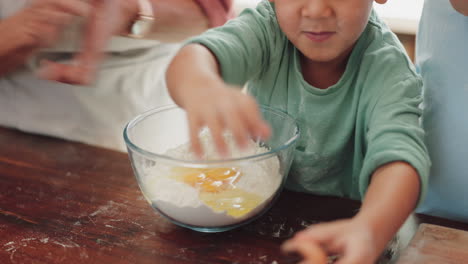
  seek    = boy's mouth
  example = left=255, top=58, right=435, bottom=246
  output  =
left=303, top=31, right=335, bottom=42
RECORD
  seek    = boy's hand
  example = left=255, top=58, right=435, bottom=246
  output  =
left=282, top=218, right=380, bottom=264
left=182, top=83, right=271, bottom=158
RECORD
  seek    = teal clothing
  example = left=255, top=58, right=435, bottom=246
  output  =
left=187, top=1, right=430, bottom=201
left=416, top=0, right=468, bottom=222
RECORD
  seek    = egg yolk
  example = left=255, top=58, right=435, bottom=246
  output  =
left=170, top=167, right=265, bottom=218
left=171, top=167, right=241, bottom=193
left=200, top=189, right=263, bottom=218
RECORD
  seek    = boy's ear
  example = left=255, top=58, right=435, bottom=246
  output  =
left=375, top=0, right=388, bottom=4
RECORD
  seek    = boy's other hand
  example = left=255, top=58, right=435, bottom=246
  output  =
left=282, top=218, right=380, bottom=264
left=183, top=83, right=271, bottom=158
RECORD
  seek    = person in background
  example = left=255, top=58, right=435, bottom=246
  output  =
left=0, top=0, right=90, bottom=75
left=0, top=0, right=232, bottom=151
left=416, top=0, right=468, bottom=222
left=40, top=0, right=235, bottom=85
left=165, top=0, right=430, bottom=263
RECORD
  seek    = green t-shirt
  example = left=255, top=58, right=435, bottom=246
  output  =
left=187, top=1, right=430, bottom=202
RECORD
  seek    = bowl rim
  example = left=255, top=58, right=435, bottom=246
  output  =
left=123, top=104, right=300, bottom=165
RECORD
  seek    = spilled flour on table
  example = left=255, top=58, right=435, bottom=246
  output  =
left=2, top=235, right=85, bottom=263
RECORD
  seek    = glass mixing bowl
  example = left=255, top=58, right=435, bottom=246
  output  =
left=124, top=105, right=299, bottom=232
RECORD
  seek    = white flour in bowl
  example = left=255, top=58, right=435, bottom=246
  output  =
left=140, top=132, right=282, bottom=227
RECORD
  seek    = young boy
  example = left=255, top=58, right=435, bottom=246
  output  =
left=166, top=0, right=430, bottom=263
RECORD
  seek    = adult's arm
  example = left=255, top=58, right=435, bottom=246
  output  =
left=118, top=0, right=233, bottom=41
left=41, top=0, right=233, bottom=84
left=140, top=0, right=213, bottom=42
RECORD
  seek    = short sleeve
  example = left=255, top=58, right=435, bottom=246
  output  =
left=185, top=1, right=281, bottom=86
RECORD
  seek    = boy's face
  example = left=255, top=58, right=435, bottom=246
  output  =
left=270, top=0, right=386, bottom=63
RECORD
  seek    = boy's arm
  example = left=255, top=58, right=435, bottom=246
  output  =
left=282, top=77, right=429, bottom=264
left=282, top=162, right=420, bottom=264
left=167, top=44, right=223, bottom=109
left=166, top=3, right=278, bottom=156
left=355, top=75, right=429, bottom=258
left=356, top=161, right=420, bottom=254
left=166, top=43, right=271, bottom=156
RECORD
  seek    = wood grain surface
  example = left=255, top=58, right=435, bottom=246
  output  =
left=2, top=126, right=468, bottom=264
left=0, top=127, right=361, bottom=264
left=397, top=224, right=468, bottom=264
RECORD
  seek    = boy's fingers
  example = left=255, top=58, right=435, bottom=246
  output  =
left=240, top=97, right=271, bottom=140
left=282, top=240, right=328, bottom=264
left=281, top=239, right=296, bottom=253
left=207, top=114, right=228, bottom=157
left=330, top=237, right=372, bottom=264
left=224, top=109, right=249, bottom=149
left=256, top=120, right=271, bottom=140
left=299, top=222, right=341, bottom=240
left=334, top=251, right=363, bottom=264
left=336, top=242, right=374, bottom=264
left=293, top=225, right=345, bottom=255
left=188, top=115, right=203, bottom=158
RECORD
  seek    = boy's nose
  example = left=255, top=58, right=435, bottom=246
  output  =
left=301, top=0, right=333, bottom=19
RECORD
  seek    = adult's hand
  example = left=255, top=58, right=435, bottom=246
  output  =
left=38, top=0, right=138, bottom=84
left=450, top=0, right=468, bottom=15
left=195, top=0, right=234, bottom=27
left=40, top=0, right=234, bottom=85
left=0, top=0, right=90, bottom=76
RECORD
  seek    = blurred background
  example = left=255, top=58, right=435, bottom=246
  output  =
left=234, top=0, right=424, bottom=61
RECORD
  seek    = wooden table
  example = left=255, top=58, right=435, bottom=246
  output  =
left=1, top=127, right=467, bottom=264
